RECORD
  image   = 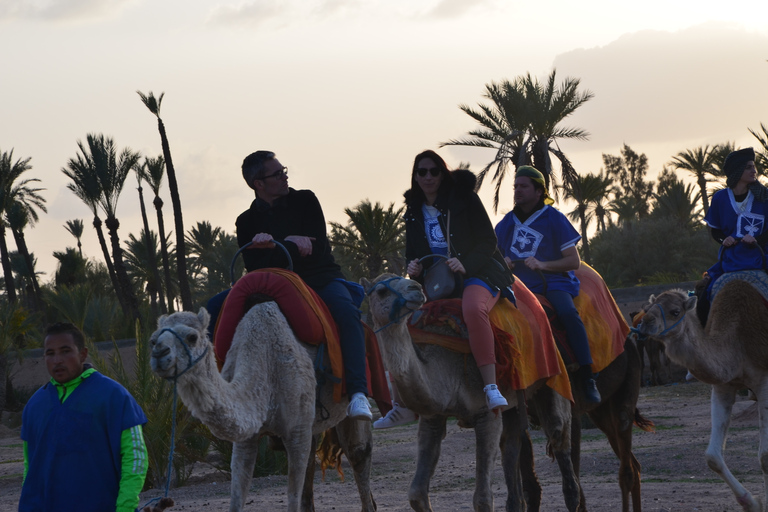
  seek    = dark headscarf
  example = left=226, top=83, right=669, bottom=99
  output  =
left=723, top=147, right=768, bottom=202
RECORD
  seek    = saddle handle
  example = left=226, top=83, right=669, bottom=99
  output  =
left=506, top=259, right=548, bottom=296
left=231, top=240, right=293, bottom=286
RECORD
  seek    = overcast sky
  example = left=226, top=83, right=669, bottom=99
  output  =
left=1, top=0, right=767, bottom=279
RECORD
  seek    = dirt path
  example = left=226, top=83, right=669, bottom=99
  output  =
left=0, top=381, right=762, bottom=511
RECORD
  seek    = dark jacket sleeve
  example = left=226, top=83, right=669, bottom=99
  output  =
left=452, top=191, right=500, bottom=277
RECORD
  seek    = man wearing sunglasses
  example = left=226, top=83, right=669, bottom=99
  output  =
left=235, top=150, right=372, bottom=421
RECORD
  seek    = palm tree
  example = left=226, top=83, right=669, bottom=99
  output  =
left=52, top=247, right=89, bottom=288
left=62, top=149, right=124, bottom=313
left=0, top=149, right=44, bottom=302
left=137, top=91, right=193, bottom=311
left=63, top=134, right=141, bottom=321
left=135, top=159, right=166, bottom=314
left=669, top=145, right=720, bottom=214
left=142, top=155, right=176, bottom=311
left=185, top=221, right=239, bottom=301
left=561, top=173, right=609, bottom=264
left=749, top=123, right=768, bottom=171
left=124, top=229, right=164, bottom=307
left=64, top=219, right=85, bottom=255
left=329, top=200, right=406, bottom=280
left=652, top=176, right=702, bottom=228
left=6, top=198, right=46, bottom=310
left=441, top=69, right=594, bottom=211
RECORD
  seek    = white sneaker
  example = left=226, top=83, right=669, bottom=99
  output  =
left=483, top=384, right=508, bottom=411
left=373, top=402, right=417, bottom=429
left=347, top=392, right=372, bottom=421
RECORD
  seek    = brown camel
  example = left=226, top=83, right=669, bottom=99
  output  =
left=364, top=274, right=581, bottom=512
left=150, top=307, right=375, bottom=512
left=532, top=270, right=654, bottom=512
left=637, top=280, right=768, bottom=512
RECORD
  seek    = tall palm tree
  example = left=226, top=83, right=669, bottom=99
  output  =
left=135, top=159, right=166, bottom=314
left=137, top=91, right=193, bottom=311
left=669, top=145, right=720, bottom=214
left=0, top=149, right=44, bottom=302
left=6, top=198, right=46, bottom=309
left=441, top=69, right=594, bottom=211
left=143, top=154, right=176, bottom=311
left=64, top=219, right=85, bottom=255
left=652, top=173, right=702, bottom=228
left=63, top=134, right=141, bottom=321
left=329, top=200, right=406, bottom=280
left=62, top=150, right=124, bottom=313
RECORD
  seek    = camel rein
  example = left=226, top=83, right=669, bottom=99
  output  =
left=367, top=277, right=415, bottom=333
left=152, top=327, right=211, bottom=506
left=629, top=303, right=687, bottom=339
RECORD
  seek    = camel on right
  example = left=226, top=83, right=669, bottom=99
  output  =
left=637, top=279, right=768, bottom=512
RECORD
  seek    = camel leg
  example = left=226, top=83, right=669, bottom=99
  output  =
left=334, top=417, right=376, bottom=512
left=588, top=403, right=636, bottom=512
left=230, top=435, right=261, bottom=512
left=300, top=436, right=317, bottom=512
left=706, top=384, right=762, bottom=512
left=500, top=404, right=537, bottom=512
left=282, top=426, right=314, bottom=512
left=530, top=387, right=581, bottom=512
left=755, top=380, right=768, bottom=512
left=472, top=411, right=503, bottom=511
left=570, top=412, right=587, bottom=511
left=409, top=416, right=446, bottom=512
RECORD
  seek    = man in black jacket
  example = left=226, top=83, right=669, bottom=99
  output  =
left=235, top=151, right=371, bottom=420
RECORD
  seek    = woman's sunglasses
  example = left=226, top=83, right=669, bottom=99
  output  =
left=416, top=168, right=441, bottom=177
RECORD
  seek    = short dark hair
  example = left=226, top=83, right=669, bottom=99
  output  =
left=45, top=322, right=85, bottom=351
left=242, top=151, right=276, bottom=190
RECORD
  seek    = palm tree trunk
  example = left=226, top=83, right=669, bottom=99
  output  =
left=10, top=226, right=42, bottom=311
left=93, top=215, right=126, bottom=313
left=156, top=118, right=193, bottom=310
left=105, top=216, right=141, bottom=322
left=154, top=196, right=175, bottom=312
left=138, top=184, right=166, bottom=314
left=698, top=176, right=710, bottom=214
left=579, top=208, right=591, bottom=265
left=0, top=228, right=16, bottom=303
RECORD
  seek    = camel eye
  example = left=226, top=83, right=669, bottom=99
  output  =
left=150, top=336, right=157, bottom=347
left=187, top=333, right=198, bottom=344
left=376, top=286, right=389, bottom=297
left=670, top=308, right=680, bottom=317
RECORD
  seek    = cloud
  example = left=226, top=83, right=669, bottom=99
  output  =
left=552, top=23, right=768, bottom=152
left=424, top=0, right=497, bottom=19
left=0, top=0, right=134, bottom=21
left=207, top=0, right=363, bottom=27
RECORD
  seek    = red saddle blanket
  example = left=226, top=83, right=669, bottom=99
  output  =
left=214, top=269, right=390, bottom=412
left=537, top=263, right=628, bottom=373
left=408, top=279, right=572, bottom=401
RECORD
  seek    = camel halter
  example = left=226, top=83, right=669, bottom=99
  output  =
left=158, top=327, right=210, bottom=379
left=367, top=277, right=415, bottom=333
left=645, top=302, right=687, bottom=337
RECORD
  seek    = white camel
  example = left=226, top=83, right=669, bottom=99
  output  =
left=637, top=280, right=768, bottom=512
left=364, top=274, right=580, bottom=512
left=150, top=306, right=375, bottom=512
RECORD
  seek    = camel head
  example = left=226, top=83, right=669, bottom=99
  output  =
left=636, top=289, right=696, bottom=338
left=150, top=308, right=212, bottom=379
left=362, top=274, right=425, bottom=330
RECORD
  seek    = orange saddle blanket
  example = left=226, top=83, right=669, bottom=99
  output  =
left=213, top=269, right=390, bottom=411
left=408, top=279, right=572, bottom=401
left=537, top=263, right=628, bottom=373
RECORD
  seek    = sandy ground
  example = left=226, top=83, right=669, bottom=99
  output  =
left=0, top=380, right=763, bottom=511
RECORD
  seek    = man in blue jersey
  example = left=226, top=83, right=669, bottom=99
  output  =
left=495, top=166, right=600, bottom=403
left=19, top=323, right=148, bottom=512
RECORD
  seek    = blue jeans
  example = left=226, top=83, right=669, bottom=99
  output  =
left=315, top=280, right=368, bottom=397
left=546, top=290, right=593, bottom=367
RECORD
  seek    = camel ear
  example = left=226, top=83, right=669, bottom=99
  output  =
left=157, top=314, right=168, bottom=328
left=685, top=295, right=697, bottom=311
left=198, top=307, right=211, bottom=329
left=360, top=277, right=372, bottom=292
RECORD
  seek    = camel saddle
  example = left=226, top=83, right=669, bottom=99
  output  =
left=536, top=263, right=628, bottom=372
left=213, top=268, right=391, bottom=413
left=710, top=270, right=768, bottom=303
left=408, top=280, right=572, bottom=401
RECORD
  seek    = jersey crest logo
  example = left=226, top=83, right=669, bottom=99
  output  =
left=425, top=217, right=447, bottom=249
left=737, top=212, right=764, bottom=238
left=510, top=225, right=543, bottom=258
